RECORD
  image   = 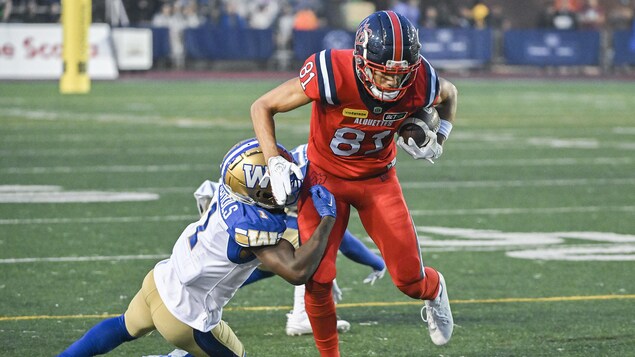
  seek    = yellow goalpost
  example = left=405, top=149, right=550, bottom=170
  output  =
left=60, top=0, right=92, bottom=94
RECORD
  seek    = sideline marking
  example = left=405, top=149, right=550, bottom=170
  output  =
left=2, top=294, right=634, bottom=322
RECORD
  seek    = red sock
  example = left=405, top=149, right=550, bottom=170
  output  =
left=305, top=280, right=340, bottom=357
left=422, top=267, right=441, bottom=300
left=396, top=266, right=440, bottom=300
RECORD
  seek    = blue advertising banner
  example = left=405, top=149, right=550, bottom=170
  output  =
left=148, top=27, right=170, bottom=61
left=184, top=25, right=274, bottom=61
left=504, top=30, right=600, bottom=66
left=419, top=28, right=492, bottom=66
left=293, top=29, right=355, bottom=61
left=612, top=30, right=635, bottom=66
left=294, top=28, right=492, bottom=67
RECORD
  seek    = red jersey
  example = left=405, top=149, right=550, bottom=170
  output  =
left=300, top=49, right=440, bottom=179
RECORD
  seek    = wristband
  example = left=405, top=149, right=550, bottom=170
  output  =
left=438, top=119, right=453, bottom=139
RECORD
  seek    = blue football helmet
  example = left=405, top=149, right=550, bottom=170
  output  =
left=354, top=10, right=421, bottom=102
left=220, top=138, right=302, bottom=210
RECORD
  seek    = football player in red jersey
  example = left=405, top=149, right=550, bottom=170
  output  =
left=251, top=11, right=457, bottom=356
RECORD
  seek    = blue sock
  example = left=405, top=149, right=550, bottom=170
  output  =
left=339, top=229, right=385, bottom=271
left=241, top=268, right=275, bottom=287
left=58, top=314, right=136, bottom=357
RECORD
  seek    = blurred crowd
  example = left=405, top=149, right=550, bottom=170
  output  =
left=537, top=0, right=634, bottom=31
left=2, top=0, right=634, bottom=72
left=3, top=0, right=633, bottom=32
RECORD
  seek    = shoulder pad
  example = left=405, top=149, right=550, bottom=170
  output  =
left=231, top=205, right=287, bottom=248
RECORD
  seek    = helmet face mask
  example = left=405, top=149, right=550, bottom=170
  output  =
left=221, top=138, right=301, bottom=210
left=354, top=11, right=421, bottom=102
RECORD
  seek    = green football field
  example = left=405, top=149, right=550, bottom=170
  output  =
left=1, top=77, right=634, bottom=356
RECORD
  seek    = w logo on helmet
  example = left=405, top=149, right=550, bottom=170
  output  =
left=221, top=137, right=298, bottom=209
left=243, top=164, right=270, bottom=189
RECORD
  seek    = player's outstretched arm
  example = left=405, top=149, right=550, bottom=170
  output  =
left=251, top=78, right=312, bottom=205
left=250, top=78, right=312, bottom=161
left=251, top=185, right=336, bottom=285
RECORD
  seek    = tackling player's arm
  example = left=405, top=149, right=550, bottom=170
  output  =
left=434, top=77, right=458, bottom=145
left=249, top=185, right=336, bottom=285
left=250, top=215, right=334, bottom=285
left=250, top=78, right=312, bottom=162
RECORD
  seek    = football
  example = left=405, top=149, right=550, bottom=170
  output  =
left=398, top=107, right=440, bottom=147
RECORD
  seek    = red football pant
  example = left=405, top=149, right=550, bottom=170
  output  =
left=298, top=165, right=440, bottom=356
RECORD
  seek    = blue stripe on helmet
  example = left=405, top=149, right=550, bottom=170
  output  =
left=220, top=138, right=260, bottom=179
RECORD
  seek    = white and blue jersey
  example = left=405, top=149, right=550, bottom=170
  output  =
left=291, top=143, right=309, bottom=181
left=154, top=184, right=287, bottom=332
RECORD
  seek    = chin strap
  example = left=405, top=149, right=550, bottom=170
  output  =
left=370, top=85, right=400, bottom=101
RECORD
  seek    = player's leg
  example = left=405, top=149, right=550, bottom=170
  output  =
left=356, top=170, right=453, bottom=345
left=57, top=314, right=136, bottom=356
left=339, top=229, right=384, bottom=271
left=286, top=283, right=350, bottom=336
left=124, top=270, right=160, bottom=337
left=280, top=212, right=348, bottom=336
left=285, top=284, right=309, bottom=335
left=297, top=170, right=351, bottom=357
left=193, top=321, right=245, bottom=357
left=144, top=272, right=244, bottom=356
left=56, top=271, right=158, bottom=356
left=355, top=170, right=439, bottom=298
left=153, top=311, right=244, bottom=357
left=338, top=229, right=386, bottom=283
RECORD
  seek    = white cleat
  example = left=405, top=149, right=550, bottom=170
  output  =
left=421, top=272, right=453, bottom=345
left=285, top=311, right=350, bottom=336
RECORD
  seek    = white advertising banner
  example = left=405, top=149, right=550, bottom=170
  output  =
left=112, top=28, right=153, bottom=70
left=0, top=23, right=118, bottom=80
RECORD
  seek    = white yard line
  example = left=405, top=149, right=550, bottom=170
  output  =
left=0, top=215, right=193, bottom=225
left=0, top=192, right=159, bottom=203
left=434, top=157, right=632, bottom=167
left=1, top=206, right=634, bottom=226
left=0, top=147, right=216, bottom=157
left=401, top=177, right=635, bottom=188
left=0, top=108, right=247, bottom=128
left=0, top=157, right=632, bottom=175
left=132, top=177, right=635, bottom=193
left=0, top=254, right=169, bottom=264
left=409, top=206, right=635, bottom=216
left=2, top=164, right=211, bottom=174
